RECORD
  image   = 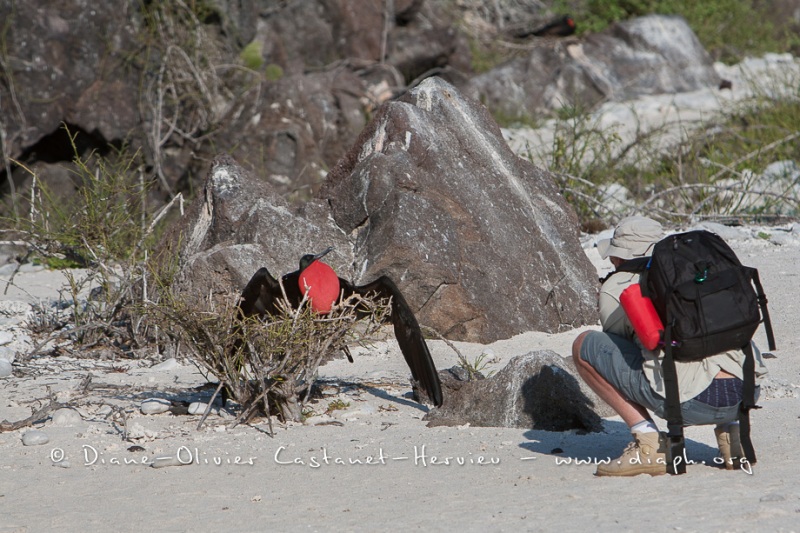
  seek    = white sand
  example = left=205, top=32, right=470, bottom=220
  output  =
left=1, top=224, right=798, bottom=532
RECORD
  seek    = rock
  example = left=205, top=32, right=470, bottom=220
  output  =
left=141, top=399, right=172, bottom=415
left=335, top=404, right=377, bottom=420
left=159, top=154, right=351, bottom=305
left=148, top=358, right=180, bottom=371
left=424, top=350, right=607, bottom=432
left=0, top=359, right=12, bottom=377
left=50, top=408, right=83, bottom=427
left=0, top=331, right=14, bottom=345
left=323, top=77, right=598, bottom=342
left=95, top=405, right=114, bottom=417
left=164, top=77, right=599, bottom=343
left=22, top=430, right=50, bottom=446
left=188, top=402, right=219, bottom=416
left=126, top=422, right=157, bottom=442
left=466, top=14, right=719, bottom=120
left=693, top=222, right=749, bottom=241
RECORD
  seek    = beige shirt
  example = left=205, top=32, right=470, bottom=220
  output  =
left=599, top=270, right=768, bottom=402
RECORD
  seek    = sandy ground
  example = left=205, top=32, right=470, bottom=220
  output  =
left=1, top=222, right=798, bottom=533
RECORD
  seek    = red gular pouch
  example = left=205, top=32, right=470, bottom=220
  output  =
left=620, top=283, right=664, bottom=350
left=298, top=260, right=340, bottom=314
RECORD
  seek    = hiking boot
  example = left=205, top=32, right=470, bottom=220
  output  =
left=596, top=432, right=669, bottom=477
left=715, top=424, right=744, bottom=471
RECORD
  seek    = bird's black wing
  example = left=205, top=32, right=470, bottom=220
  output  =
left=344, top=275, right=443, bottom=407
left=237, top=267, right=281, bottom=318
left=237, top=267, right=304, bottom=319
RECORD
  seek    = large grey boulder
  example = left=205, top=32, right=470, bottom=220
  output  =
left=423, top=351, right=607, bottom=432
left=322, top=77, right=598, bottom=342
left=162, top=79, right=599, bottom=343
left=466, top=14, right=721, bottom=120
left=161, top=154, right=353, bottom=300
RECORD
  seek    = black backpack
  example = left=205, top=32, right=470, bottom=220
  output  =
left=617, top=229, right=776, bottom=474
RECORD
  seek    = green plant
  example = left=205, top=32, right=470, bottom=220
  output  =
left=240, top=41, right=263, bottom=70
left=458, top=351, right=496, bottom=380
left=325, top=399, right=351, bottom=414
left=264, top=63, right=284, bottom=82
left=11, top=128, right=183, bottom=352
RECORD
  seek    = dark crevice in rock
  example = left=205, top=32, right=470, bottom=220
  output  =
left=1, top=123, right=118, bottom=197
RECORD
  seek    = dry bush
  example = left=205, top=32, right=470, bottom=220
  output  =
left=148, top=284, right=391, bottom=428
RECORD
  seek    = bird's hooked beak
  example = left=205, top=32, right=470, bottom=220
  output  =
left=312, top=246, right=334, bottom=262
left=299, top=246, right=334, bottom=271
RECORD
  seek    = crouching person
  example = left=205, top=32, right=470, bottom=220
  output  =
left=572, top=216, right=769, bottom=476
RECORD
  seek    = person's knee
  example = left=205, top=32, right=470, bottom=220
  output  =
left=572, top=330, right=592, bottom=363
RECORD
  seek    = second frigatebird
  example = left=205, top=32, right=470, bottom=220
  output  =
left=236, top=247, right=443, bottom=407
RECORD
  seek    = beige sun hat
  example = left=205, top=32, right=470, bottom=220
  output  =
left=597, top=216, right=663, bottom=260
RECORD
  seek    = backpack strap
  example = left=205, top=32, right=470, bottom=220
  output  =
left=738, top=342, right=760, bottom=465
left=662, top=312, right=686, bottom=475
left=598, top=256, right=650, bottom=284
left=745, top=266, right=776, bottom=351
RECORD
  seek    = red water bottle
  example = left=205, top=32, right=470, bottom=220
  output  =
left=620, top=284, right=663, bottom=350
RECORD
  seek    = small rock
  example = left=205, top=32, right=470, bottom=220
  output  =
left=303, top=414, right=338, bottom=426
left=141, top=398, right=172, bottom=415
left=0, top=300, right=31, bottom=318
left=51, top=408, right=83, bottom=427
left=188, top=402, right=218, bottom=416
left=0, top=359, right=11, bottom=378
left=0, top=262, right=19, bottom=275
left=96, top=405, right=114, bottom=417
left=336, top=405, right=376, bottom=420
left=53, top=460, right=72, bottom=469
left=148, top=358, right=180, bottom=371
left=54, top=390, right=75, bottom=404
left=22, top=430, right=50, bottom=446
left=126, top=422, right=158, bottom=441
left=17, top=263, right=43, bottom=272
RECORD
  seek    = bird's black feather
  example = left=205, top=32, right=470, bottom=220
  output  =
left=235, top=258, right=443, bottom=407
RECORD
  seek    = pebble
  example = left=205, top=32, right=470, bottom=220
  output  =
left=303, top=414, right=344, bottom=426
left=0, top=359, right=11, bottom=377
left=0, top=331, right=13, bottom=345
left=0, top=300, right=31, bottom=316
left=17, top=263, right=45, bottom=273
left=188, top=402, right=219, bottom=416
left=141, top=398, right=172, bottom=415
left=53, top=460, right=71, bottom=469
left=22, top=430, right=50, bottom=446
left=335, top=404, right=376, bottom=421
left=51, top=408, right=83, bottom=427
left=96, top=405, right=114, bottom=417
left=148, top=358, right=180, bottom=371
left=126, top=422, right=158, bottom=441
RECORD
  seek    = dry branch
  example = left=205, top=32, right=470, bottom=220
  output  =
left=0, top=399, right=64, bottom=433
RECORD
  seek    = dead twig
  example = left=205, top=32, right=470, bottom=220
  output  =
left=0, top=398, right=64, bottom=433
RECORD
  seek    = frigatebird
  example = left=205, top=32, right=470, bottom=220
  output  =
left=235, top=247, right=443, bottom=407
